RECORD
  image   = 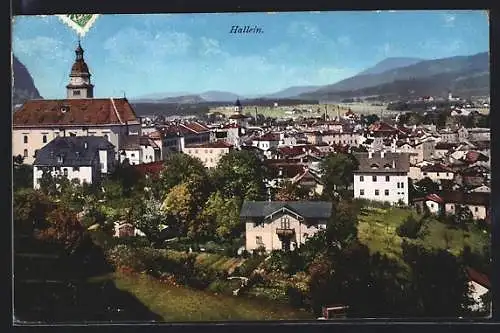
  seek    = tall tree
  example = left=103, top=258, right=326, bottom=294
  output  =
left=132, top=197, right=170, bottom=245
left=199, top=191, right=241, bottom=241
left=13, top=188, right=55, bottom=235
left=161, top=183, right=200, bottom=239
left=319, top=153, right=358, bottom=197
left=274, top=181, right=310, bottom=201
left=414, top=177, right=440, bottom=196
left=160, top=153, right=209, bottom=193
left=35, top=205, right=86, bottom=255
left=401, top=241, right=474, bottom=317
left=13, top=155, right=33, bottom=190
left=212, top=150, right=268, bottom=201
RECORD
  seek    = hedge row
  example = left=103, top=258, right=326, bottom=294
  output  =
left=105, top=244, right=235, bottom=290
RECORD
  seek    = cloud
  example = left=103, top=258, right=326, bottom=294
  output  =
left=199, top=37, right=223, bottom=56
left=288, top=21, right=324, bottom=41
left=443, top=14, right=456, bottom=27
left=13, top=35, right=68, bottom=62
left=103, top=28, right=192, bottom=66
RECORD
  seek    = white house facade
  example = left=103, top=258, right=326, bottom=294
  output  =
left=353, top=151, right=411, bottom=205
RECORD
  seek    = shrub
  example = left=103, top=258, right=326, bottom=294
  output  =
left=117, top=236, right=151, bottom=248
left=287, top=285, right=306, bottom=307
left=208, top=279, right=230, bottom=294
left=396, top=215, right=425, bottom=239
left=241, top=250, right=251, bottom=259
left=238, top=256, right=264, bottom=277
left=106, top=244, right=146, bottom=272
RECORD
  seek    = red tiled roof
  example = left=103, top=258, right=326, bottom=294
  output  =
left=161, top=125, right=193, bottom=136
left=440, top=191, right=490, bottom=206
left=132, top=161, right=164, bottom=178
left=13, top=98, right=138, bottom=127
left=425, top=193, right=444, bottom=204
left=180, top=122, right=209, bottom=133
left=368, top=121, right=397, bottom=132
left=184, top=141, right=233, bottom=149
left=278, top=145, right=321, bottom=157
left=465, top=151, right=489, bottom=163
left=148, top=131, right=163, bottom=140
left=266, top=163, right=305, bottom=179
left=466, top=267, right=490, bottom=289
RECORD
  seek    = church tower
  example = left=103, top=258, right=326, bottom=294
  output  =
left=234, top=98, right=242, bottom=113
left=66, top=41, right=94, bottom=99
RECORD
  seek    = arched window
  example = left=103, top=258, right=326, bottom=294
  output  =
left=23, top=149, right=28, bottom=157
left=23, top=135, right=28, bottom=144
left=104, top=134, right=109, bottom=141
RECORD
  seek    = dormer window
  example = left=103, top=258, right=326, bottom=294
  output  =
left=57, top=155, right=63, bottom=164
left=60, top=106, right=69, bottom=113
left=370, top=163, right=379, bottom=169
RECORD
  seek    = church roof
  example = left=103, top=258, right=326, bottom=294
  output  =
left=13, top=98, right=139, bottom=127
left=71, top=61, right=90, bottom=74
left=70, top=42, right=91, bottom=75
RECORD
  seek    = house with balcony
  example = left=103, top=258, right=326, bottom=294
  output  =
left=240, top=201, right=332, bottom=252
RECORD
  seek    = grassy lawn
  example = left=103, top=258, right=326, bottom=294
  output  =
left=357, top=207, right=490, bottom=263
left=100, top=272, right=312, bottom=321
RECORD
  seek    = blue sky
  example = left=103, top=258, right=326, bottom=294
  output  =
left=12, top=10, right=489, bottom=99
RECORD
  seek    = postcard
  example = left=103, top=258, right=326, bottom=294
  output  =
left=12, top=10, right=491, bottom=323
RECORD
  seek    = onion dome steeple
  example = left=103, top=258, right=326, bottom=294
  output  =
left=234, top=98, right=242, bottom=113
left=66, top=40, right=94, bottom=99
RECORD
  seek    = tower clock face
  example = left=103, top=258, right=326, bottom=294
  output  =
left=72, top=77, right=88, bottom=85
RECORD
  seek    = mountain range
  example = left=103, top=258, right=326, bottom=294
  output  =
left=130, top=52, right=489, bottom=103
left=299, top=52, right=489, bottom=101
left=12, top=55, right=42, bottom=106
left=12, top=52, right=489, bottom=110
left=357, top=57, right=424, bottom=75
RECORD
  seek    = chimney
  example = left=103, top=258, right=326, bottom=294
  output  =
left=278, top=167, right=283, bottom=177
left=84, top=141, right=88, bottom=149
left=392, top=159, right=396, bottom=168
left=368, top=151, right=373, bottom=159
left=380, top=150, right=385, bottom=159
